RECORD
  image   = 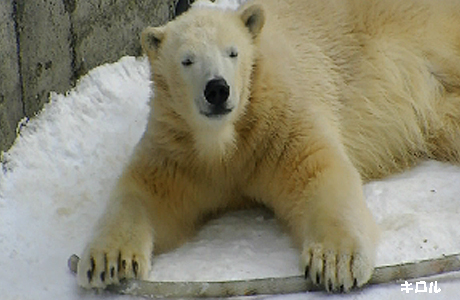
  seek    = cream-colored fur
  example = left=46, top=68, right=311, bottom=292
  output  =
left=77, top=0, right=460, bottom=293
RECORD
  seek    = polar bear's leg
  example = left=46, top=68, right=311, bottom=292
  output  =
left=77, top=165, right=213, bottom=289
left=77, top=184, right=154, bottom=289
left=296, top=165, right=379, bottom=292
left=266, top=147, right=379, bottom=292
left=302, top=165, right=378, bottom=292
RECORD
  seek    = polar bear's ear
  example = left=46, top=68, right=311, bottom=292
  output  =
left=141, top=26, right=165, bottom=57
left=239, top=4, right=265, bottom=39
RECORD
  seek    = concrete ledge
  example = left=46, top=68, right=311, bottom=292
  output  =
left=0, top=0, right=178, bottom=153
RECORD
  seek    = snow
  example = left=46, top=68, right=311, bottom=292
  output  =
left=1, top=2, right=460, bottom=299
left=193, top=0, right=241, bottom=10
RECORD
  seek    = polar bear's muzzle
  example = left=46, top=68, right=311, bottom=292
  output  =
left=201, top=77, right=233, bottom=118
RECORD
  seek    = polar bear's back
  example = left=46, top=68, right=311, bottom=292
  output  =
left=247, top=0, right=460, bottom=180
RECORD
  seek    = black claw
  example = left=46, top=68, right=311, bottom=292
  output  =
left=340, top=284, right=344, bottom=293
left=133, top=261, right=139, bottom=277
left=328, top=279, right=333, bottom=292
left=90, top=257, right=95, bottom=270
left=87, top=257, right=95, bottom=282
left=100, top=271, right=106, bottom=282
left=110, top=266, right=115, bottom=278
left=87, top=270, right=93, bottom=282
left=304, top=266, right=309, bottom=279
left=353, top=278, right=358, bottom=289
left=316, top=273, right=321, bottom=285
left=117, top=252, right=122, bottom=272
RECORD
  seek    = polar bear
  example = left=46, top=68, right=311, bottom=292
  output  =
left=77, top=0, right=460, bottom=293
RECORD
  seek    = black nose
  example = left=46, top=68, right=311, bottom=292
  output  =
left=204, top=78, right=230, bottom=106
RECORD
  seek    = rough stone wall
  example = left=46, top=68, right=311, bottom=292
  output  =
left=0, top=0, right=23, bottom=154
left=0, top=0, right=178, bottom=153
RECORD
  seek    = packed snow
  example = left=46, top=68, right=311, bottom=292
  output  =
left=1, top=1, right=460, bottom=299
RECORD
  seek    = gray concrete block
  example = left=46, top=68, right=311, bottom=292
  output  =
left=16, top=0, right=73, bottom=117
left=0, top=0, right=24, bottom=152
left=0, top=0, right=176, bottom=153
left=72, top=0, right=176, bottom=77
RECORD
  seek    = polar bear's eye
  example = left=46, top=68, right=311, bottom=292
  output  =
left=181, top=58, right=194, bottom=67
left=227, top=47, right=238, bottom=58
left=229, top=49, right=238, bottom=58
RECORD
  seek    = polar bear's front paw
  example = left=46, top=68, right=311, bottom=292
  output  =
left=77, top=244, right=150, bottom=289
left=301, top=242, right=374, bottom=293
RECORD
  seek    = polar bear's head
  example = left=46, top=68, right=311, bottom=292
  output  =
left=141, top=5, right=264, bottom=157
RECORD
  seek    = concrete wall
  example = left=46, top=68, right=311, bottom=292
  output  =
left=0, top=0, right=24, bottom=153
left=0, top=0, right=180, bottom=153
